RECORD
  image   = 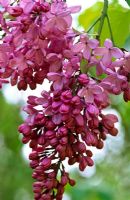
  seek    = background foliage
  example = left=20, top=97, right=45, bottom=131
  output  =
left=0, top=0, right=130, bottom=199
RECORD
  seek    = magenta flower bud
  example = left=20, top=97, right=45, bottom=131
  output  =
left=86, top=150, right=93, bottom=157
left=7, top=6, right=23, bottom=17
left=78, top=142, right=86, bottom=153
left=18, top=124, right=31, bottom=136
left=57, top=184, right=65, bottom=195
left=78, top=74, right=89, bottom=85
left=52, top=101, right=61, bottom=110
left=102, top=114, right=118, bottom=130
left=45, top=180, right=54, bottom=189
left=30, top=160, right=39, bottom=169
left=57, top=126, right=68, bottom=137
left=68, top=157, right=76, bottom=165
left=88, top=118, right=99, bottom=129
left=33, top=181, right=42, bottom=189
left=33, top=187, right=42, bottom=194
left=61, top=114, right=68, bottom=121
left=29, top=151, right=38, bottom=160
left=79, top=156, right=88, bottom=171
left=75, top=114, right=84, bottom=126
left=27, top=96, right=37, bottom=105
left=56, top=144, right=65, bottom=153
left=71, top=96, right=81, bottom=105
left=41, top=193, right=52, bottom=200
left=61, top=175, right=68, bottom=186
left=45, top=120, right=55, bottom=130
left=124, top=87, right=130, bottom=102
left=66, top=146, right=73, bottom=158
left=34, top=193, right=41, bottom=199
left=32, top=172, right=38, bottom=179
left=69, top=179, right=76, bottom=186
left=60, top=137, right=68, bottom=145
left=17, top=80, right=27, bottom=90
left=36, top=146, right=45, bottom=153
left=48, top=171, right=56, bottom=178
left=22, top=136, right=30, bottom=144
left=96, top=140, right=104, bottom=149
left=50, top=138, right=58, bottom=146
left=38, top=136, right=45, bottom=145
left=61, top=90, right=72, bottom=103
left=41, top=158, right=51, bottom=170
left=35, top=114, right=46, bottom=124
left=72, top=108, right=81, bottom=115
left=34, top=166, right=44, bottom=174
left=87, top=104, right=99, bottom=116
left=109, top=127, right=118, bottom=136
left=60, top=104, right=70, bottom=114
left=85, top=157, right=94, bottom=167
left=45, top=130, right=55, bottom=139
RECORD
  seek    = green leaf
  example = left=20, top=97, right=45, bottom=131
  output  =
left=78, top=2, right=103, bottom=31
left=78, top=2, right=130, bottom=47
left=125, top=0, right=130, bottom=6
left=80, top=59, right=88, bottom=73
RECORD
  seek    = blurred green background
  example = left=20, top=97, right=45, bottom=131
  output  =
left=1, top=0, right=130, bottom=200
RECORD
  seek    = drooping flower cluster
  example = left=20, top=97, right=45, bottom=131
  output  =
left=0, top=0, right=80, bottom=90
left=1, top=0, right=130, bottom=200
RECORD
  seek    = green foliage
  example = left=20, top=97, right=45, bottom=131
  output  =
left=0, top=93, right=33, bottom=200
left=125, top=0, right=130, bottom=6
left=78, top=2, right=130, bottom=47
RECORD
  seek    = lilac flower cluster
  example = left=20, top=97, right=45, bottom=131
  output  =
left=0, top=0, right=80, bottom=89
left=1, top=0, right=130, bottom=199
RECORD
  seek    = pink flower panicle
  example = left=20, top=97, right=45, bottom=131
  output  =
left=0, top=0, right=130, bottom=199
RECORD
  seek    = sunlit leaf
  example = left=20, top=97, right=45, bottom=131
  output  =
left=79, top=2, right=130, bottom=47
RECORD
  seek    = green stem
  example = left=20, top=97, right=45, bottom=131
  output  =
left=97, top=0, right=108, bottom=40
left=106, top=15, right=115, bottom=45
left=87, top=17, right=101, bottom=33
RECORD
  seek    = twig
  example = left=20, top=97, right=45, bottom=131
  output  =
left=97, top=0, right=108, bottom=40
left=106, top=15, right=115, bottom=45
left=87, top=17, right=101, bottom=33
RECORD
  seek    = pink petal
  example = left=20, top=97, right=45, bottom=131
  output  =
left=45, top=18, right=56, bottom=31
left=92, top=85, right=103, bottom=94
left=45, top=106, right=53, bottom=115
left=75, top=114, right=84, bottom=126
left=102, top=51, right=112, bottom=66
left=94, top=47, right=108, bottom=56
left=69, top=6, right=81, bottom=13
left=96, top=62, right=106, bottom=75
left=72, top=42, right=85, bottom=53
left=56, top=17, right=68, bottom=31
left=88, top=39, right=99, bottom=49
left=49, top=60, right=62, bottom=72
left=78, top=88, right=86, bottom=97
left=104, top=39, right=113, bottom=48
left=83, top=46, right=91, bottom=60
left=52, top=113, right=62, bottom=125
left=84, top=90, right=94, bottom=103
left=104, top=114, right=118, bottom=123
left=35, top=98, right=49, bottom=107
left=47, top=72, right=61, bottom=81
left=0, top=0, right=9, bottom=7
left=111, top=47, right=123, bottom=58
left=20, top=0, right=34, bottom=14
left=63, top=15, right=72, bottom=27
left=53, top=79, right=63, bottom=91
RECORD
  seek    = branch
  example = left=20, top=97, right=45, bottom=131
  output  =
left=97, top=0, right=108, bottom=40
left=87, top=17, right=101, bottom=33
left=106, top=15, right=115, bottom=45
